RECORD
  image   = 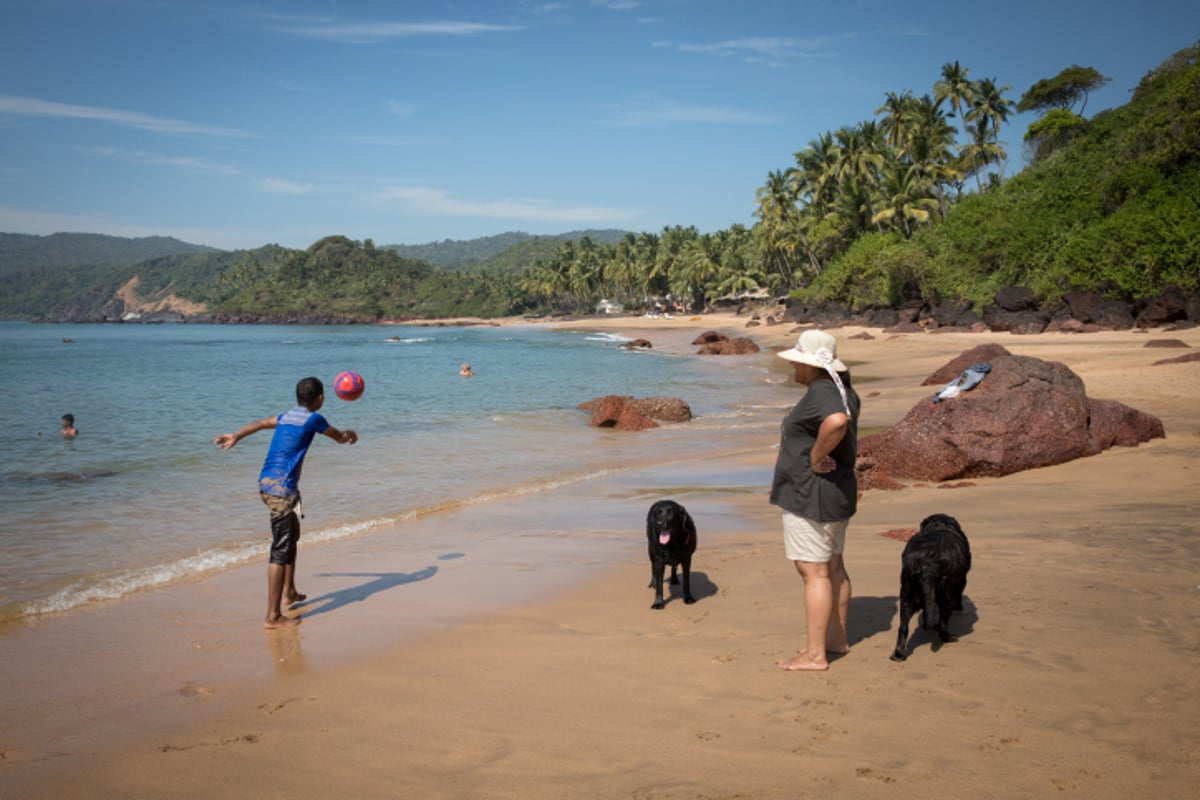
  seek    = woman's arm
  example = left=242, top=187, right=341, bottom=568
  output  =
left=810, top=412, right=848, bottom=473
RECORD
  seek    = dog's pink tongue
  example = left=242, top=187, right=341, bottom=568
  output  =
left=659, top=532, right=671, bottom=545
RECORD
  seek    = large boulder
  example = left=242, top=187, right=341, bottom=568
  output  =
left=697, top=336, right=760, bottom=355
left=692, top=331, right=727, bottom=345
left=578, top=395, right=693, bottom=430
left=857, top=347, right=1165, bottom=489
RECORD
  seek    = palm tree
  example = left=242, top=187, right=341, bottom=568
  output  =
left=871, top=161, right=939, bottom=238
left=832, top=123, right=886, bottom=233
left=755, top=169, right=799, bottom=289
left=966, top=77, right=1015, bottom=185
left=935, top=61, right=981, bottom=188
left=903, top=94, right=960, bottom=219
left=875, top=89, right=915, bottom=151
left=792, top=131, right=840, bottom=218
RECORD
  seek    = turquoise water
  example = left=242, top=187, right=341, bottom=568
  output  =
left=0, top=321, right=788, bottom=620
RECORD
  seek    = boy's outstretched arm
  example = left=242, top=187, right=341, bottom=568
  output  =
left=214, top=417, right=277, bottom=450
left=324, top=426, right=358, bottom=445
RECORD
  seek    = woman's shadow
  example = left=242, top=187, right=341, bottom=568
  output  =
left=292, top=566, right=438, bottom=620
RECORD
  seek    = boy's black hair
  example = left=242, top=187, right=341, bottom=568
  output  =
left=61, top=413, right=74, bottom=424
left=296, top=377, right=324, bottom=406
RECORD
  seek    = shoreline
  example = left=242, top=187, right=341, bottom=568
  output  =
left=3, top=313, right=1199, bottom=798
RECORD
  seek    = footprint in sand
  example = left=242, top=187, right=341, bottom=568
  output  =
left=258, top=696, right=312, bottom=715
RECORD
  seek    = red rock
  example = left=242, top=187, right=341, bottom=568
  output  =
left=697, top=336, right=760, bottom=355
left=692, top=331, right=727, bottom=345
left=857, top=351, right=1164, bottom=489
left=578, top=394, right=692, bottom=430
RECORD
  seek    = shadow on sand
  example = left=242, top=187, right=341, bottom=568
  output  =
left=292, top=566, right=438, bottom=620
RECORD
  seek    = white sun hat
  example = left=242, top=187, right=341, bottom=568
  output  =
left=777, top=329, right=847, bottom=372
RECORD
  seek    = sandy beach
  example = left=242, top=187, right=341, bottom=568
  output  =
left=3, top=311, right=1199, bottom=799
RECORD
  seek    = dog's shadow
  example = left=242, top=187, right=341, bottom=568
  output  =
left=291, top=567, right=438, bottom=620
left=655, top=570, right=718, bottom=607
left=889, top=595, right=980, bottom=658
left=847, top=595, right=979, bottom=655
left=847, top=595, right=900, bottom=646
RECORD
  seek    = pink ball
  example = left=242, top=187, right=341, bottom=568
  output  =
left=333, top=370, right=364, bottom=401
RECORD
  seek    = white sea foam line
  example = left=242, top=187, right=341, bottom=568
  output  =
left=20, top=541, right=266, bottom=617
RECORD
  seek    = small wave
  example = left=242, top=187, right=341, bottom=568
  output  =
left=18, top=541, right=266, bottom=618
left=383, top=336, right=431, bottom=344
left=584, top=332, right=630, bottom=343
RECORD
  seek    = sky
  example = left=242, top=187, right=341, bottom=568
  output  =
left=1, top=1, right=1197, bottom=251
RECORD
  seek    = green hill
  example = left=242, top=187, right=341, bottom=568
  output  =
left=385, top=229, right=632, bottom=269
left=0, top=232, right=214, bottom=274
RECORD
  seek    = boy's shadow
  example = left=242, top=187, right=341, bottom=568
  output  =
left=293, top=566, right=438, bottom=620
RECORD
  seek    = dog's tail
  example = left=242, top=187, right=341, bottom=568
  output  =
left=920, top=572, right=940, bottom=629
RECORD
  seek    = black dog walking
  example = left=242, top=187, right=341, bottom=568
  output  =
left=646, top=500, right=697, bottom=609
left=891, top=513, right=972, bottom=661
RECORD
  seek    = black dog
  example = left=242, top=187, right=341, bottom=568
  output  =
left=891, top=513, right=972, bottom=661
left=646, top=500, right=697, bottom=609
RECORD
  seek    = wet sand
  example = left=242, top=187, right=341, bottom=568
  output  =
left=3, top=313, right=1199, bottom=799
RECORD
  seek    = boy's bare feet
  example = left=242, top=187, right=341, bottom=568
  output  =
left=264, top=614, right=302, bottom=630
left=285, top=591, right=307, bottom=605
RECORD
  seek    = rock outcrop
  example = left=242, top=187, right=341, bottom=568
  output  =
left=578, top=395, right=693, bottom=431
left=856, top=345, right=1165, bottom=489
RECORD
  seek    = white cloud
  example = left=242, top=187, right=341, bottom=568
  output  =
left=0, top=95, right=252, bottom=137
left=373, top=185, right=633, bottom=223
left=80, top=146, right=242, bottom=175
left=653, top=34, right=849, bottom=65
left=267, top=20, right=523, bottom=44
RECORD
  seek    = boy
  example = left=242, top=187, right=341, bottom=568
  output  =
left=214, top=376, right=358, bottom=629
left=60, top=413, right=78, bottom=437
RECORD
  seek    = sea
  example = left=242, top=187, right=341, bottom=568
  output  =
left=0, top=321, right=792, bottom=623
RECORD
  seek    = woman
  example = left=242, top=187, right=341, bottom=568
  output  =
left=770, top=329, right=860, bottom=671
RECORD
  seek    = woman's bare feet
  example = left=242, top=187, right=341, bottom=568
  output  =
left=778, top=652, right=829, bottom=671
left=264, top=614, right=301, bottom=630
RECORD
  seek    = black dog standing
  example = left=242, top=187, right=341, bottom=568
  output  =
left=646, top=500, right=697, bottom=609
left=891, top=513, right=972, bottom=661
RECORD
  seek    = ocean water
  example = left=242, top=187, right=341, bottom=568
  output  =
left=0, top=321, right=789, bottom=622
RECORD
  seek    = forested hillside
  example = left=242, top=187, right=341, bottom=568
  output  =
left=804, top=43, right=1200, bottom=310
left=385, top=229, right=630, bottom=269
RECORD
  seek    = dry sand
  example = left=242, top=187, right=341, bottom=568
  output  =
left=3, top=313, right=1199, bottom=799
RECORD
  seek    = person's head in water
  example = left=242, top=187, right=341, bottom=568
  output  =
left=296, top=377, right=324, bottom=410
left=60, top=413, right=78, bottom=437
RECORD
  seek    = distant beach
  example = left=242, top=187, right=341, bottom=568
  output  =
left=2, top=312, right=1198, bottom=799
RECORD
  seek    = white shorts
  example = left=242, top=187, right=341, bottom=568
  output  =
left=782, top=511, right=848, bottom=563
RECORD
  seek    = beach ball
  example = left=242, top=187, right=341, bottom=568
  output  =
left=333, top=370, right=365, bottom=401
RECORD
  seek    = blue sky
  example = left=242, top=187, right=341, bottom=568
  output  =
left=1, top=1, right=1197, bottom=251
